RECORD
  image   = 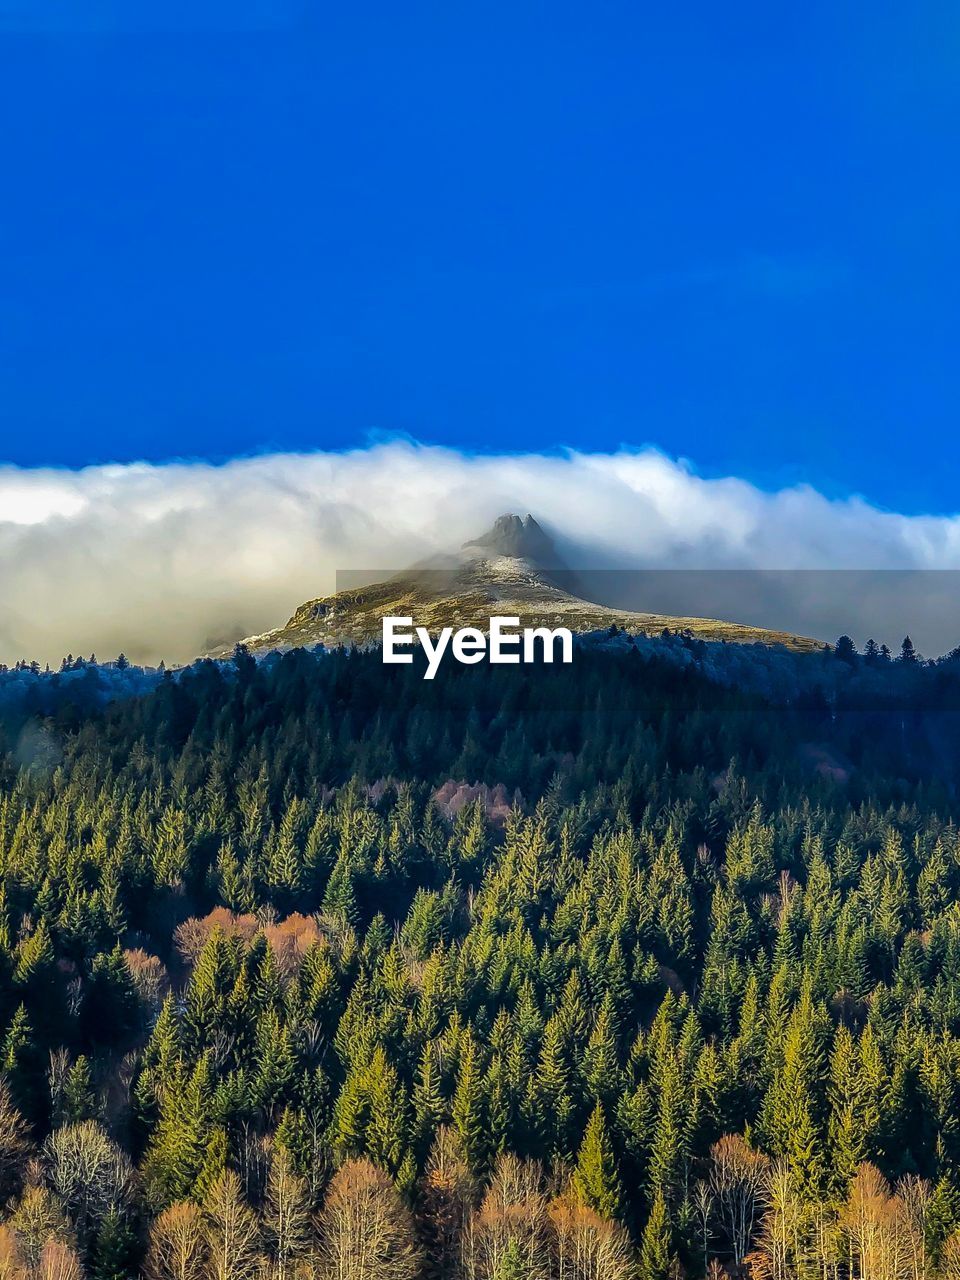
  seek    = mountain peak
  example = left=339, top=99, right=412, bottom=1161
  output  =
left=208, top=512, right=821, bottom=658
left=462, top=513, right=557, bottom=562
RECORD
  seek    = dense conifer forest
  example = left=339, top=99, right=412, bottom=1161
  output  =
left=3, top=638, right=960, bottom=1277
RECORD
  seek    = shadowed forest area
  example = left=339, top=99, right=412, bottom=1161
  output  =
left=2, top=641, right=960, bottom=1276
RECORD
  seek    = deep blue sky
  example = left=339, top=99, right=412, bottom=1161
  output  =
left=2, top=2, right=959, bottom=512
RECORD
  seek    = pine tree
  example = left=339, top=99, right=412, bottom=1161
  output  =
left=364, top=1045, right=410, bottom=1176
left=322, top=852, right=359, bottom=925
left=14, top=921, right=65, bottom=1042
left=760, top=984, right=830, bottom=1200
left=332, top=1056, right=371, bottom=1163
left=639, top=1189, right=673, bottom=1280
left=62, top=1055, right=98, bottom=1124
left=582, top=994, right=622, bottom=1107
left=194, top=1128, right=229, bottom=1206
left=828, top=1023, right=863, bottom=1189
left=413, top=1041, right=448, bottom=1161
left=143, top=1054, right=214, bottom=1206
left=251, top=1011, right=296, bottom=1122
left=81, top=946, right=141, bottom=1049
left=534, top=1015, right=575, bottom=1163
left=90, top=1208, right=137, bottom=1280
left=494, top=1238, right=527, bottom=1280
left=1, top=1005, right=43, bottom=1123
left=297, top=942, right=341, bottom=1030
left=215, top=839, right=255, bottom=914
left=486, top=1054, right=514, bottom=1163
left=647, top=1054, right=689, bottom=1203
left=275, top=1089, right=327, bottom=1206
left=452, top=1030, right=487, bottom=1176
left=573, top=1104, right=624, bottom=1221
left=183, top=929, right=234, bottom=1055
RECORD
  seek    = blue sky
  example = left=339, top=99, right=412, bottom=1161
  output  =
left=2, top=2, right=959, bottom=512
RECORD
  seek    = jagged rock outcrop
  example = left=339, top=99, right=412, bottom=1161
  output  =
left=206, top=513, right=819, bottom=658
left=462, top=514, right=559, bottom=564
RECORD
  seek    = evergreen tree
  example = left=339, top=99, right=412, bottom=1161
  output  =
left=639, top=1190, right=673, bottom=1280
left=62, top=1055, right=98, bottom=1124
left=90, top=1208, right=138, bottom=1280
left=760, top=985, right=830, bottom=1199
left=573, top=1104, right=624, bottom=1221
left=452, top=1030, right=487, bottom=1176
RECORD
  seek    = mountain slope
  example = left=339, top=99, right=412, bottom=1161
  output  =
left=210, top=513, right=822, bottom=656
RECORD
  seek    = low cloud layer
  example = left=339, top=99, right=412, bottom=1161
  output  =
left=4, top=441, right=960, bottom=667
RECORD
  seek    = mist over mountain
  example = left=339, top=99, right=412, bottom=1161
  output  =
left=462, top=513, right=559, bottom=563
left=5, top=442, right=960, bottom=666
left=217, top=511, right=821, bottom=658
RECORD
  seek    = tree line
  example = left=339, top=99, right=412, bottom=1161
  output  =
left=0, top=644, right=958, bottom=1275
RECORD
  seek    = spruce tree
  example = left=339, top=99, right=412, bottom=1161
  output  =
left=452, top=1030, right=487, bottom=1176
left=573, top=1103, right=624, bottom=1221
left=639, top=1189, right=673, bottom=1280
left=760, top=984, right=830, bottom=1199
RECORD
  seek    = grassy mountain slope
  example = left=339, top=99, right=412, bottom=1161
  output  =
left=210, top=514, right=822, bottom=656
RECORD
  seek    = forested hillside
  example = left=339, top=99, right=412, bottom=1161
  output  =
left=2, top=641, right=960, bottom=1277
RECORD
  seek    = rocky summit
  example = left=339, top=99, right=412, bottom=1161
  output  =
left=461, top=513, right=559, bottom=564
left=207, top=514, right=821, bottom=658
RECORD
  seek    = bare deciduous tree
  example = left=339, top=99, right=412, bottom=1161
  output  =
left=42, top=1121, right=136, bottom=1245
left=124, top=948, right=172, bottom=1015
left=7, top=1183, right=75, bottom=1271
left=941, top=1230, right=960, bottom=1280
left=261, top=915, right=325, bottom=982
left=237, top=1127, right=272, bottom=1206
left=706, top=1134, right=770, bottom=1270
left=36, top=1239, right=84, bottom=1280
left=692, top=1180, right=714, bottom=1268
left=264, top=1146, right=315, bottom=1280
left=462, top=1153, right=550, bottom=1280
left=47, top=1051, right=72, bottom=1128
left=749, top=1160, right=805, bottom=1280
left=421, top=1127, right=476, bottom=1280
left=897, top=1174, right=932, bottom=1280
left=202, top=1170, right=264, bottom=1280
left=174, top=910, right=260, bottom=965
left=0, top=1084, right=31, bottom=1209
left=145, top=1200, right=208, bottom=1280
left=840, top=1162, right=913, bottom=1280
left=749, top=1160, right=928, bottom=1280
left=549, top=1192, right=635, bottom=1280
left=0, top=1225, right=25, bottom=1280
left=317, top=1157, right=419, bottom=1280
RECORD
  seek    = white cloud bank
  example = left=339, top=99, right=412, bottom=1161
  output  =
left=4, top=441, right=960, bottom=666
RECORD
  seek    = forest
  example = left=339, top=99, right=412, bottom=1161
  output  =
left=1, top=637, right=960, bottom=1277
